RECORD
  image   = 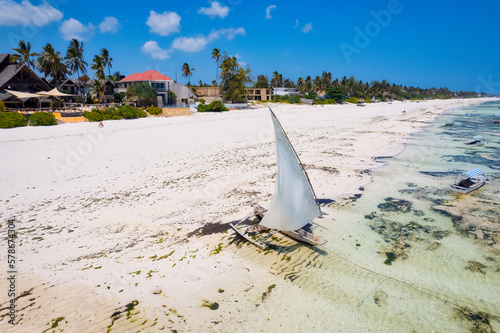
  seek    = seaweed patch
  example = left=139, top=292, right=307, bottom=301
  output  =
left=377, top=197, right=413, bottom=213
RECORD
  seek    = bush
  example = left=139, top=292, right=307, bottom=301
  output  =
left=273, top=94, right=301, bottom=104
left=83, top=110, right=104, bottom=122
left=347, top=96, right=363, bottom=104
left=0, top=112, right=28, bottom=128
left=303, top=93, right=317, bottom=100
left=326, top=87, right=344, bottom=102
left=100, top=107, right=122, bottom=120
left=198, top=98, right=206, bottom=104
left=83, top=105, right=147, bottom=121
left=29, top=112, right=57, bottom=126
left=0, top=100, right=5, bottom=112
left=146, top=105, right=162, bottom=116
left=315, top=99, right=337, bottom=105
left=197, top=100, right=229, bottom=112
left=119, top=105, right=147, bottom=119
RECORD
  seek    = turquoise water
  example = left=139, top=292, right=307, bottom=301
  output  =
left=234, top=101, right=500, bottom=331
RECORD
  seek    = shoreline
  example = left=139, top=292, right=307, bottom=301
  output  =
left=0, top=98, right=497, bottom=332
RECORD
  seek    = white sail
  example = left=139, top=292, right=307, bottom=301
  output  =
left=260, top=109, right=322, bottom=231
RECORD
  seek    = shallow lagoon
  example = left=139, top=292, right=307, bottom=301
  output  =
left=234, top=101, right=500, bottom=332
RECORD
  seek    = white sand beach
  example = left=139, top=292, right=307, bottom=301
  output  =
left=0, top=99, right=497, bottom=332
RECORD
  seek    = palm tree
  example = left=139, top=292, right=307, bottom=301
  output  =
left=111, top=71, right=121, bottom=82
left=211, top=48, right=221, bottom=84
left=91, top=55, right=105, bottom=80
left=11, top=40, right=37, bottom=69
left=181, top=63, right=195, bottom=85
left=296, top=77, right=304, bottom=93
left=37, top=43, right=68, bottom=87
left=100, top=48, right=113, bottom=79
left=88, top=79, right=104, bottom=102
left=65, top=39, right=87, bottom=101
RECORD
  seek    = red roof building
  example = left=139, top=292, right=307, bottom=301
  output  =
left=120, top=70, right=173, bottom=82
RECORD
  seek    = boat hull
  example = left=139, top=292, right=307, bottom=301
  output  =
left=229, top=223, right=266, bottom=249
left=464, top=141, right=485, bottom=147
left=450, top=178, right=486, bottom=194
left=280, top=230, right=328, bottom=246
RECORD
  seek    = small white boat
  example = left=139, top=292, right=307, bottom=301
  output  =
left=450, top=168, right=486, bottom=194
left=464, top=135, right=485, bottom=147
left=230, top=108, right=327, bottom=249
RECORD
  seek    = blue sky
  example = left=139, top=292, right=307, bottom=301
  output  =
left=1, top=0, right=500, bottom=93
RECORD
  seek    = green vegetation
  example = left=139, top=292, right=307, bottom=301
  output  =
left=384, top=252, right=396, bottom=265
left=201, top=300, right=219, bottom=310
left=197, top=100, right=228, bottom=112
left=346, top=96, right=363, bottom=104
left=219, top=54, right=251, bottom=102
left=255, top=74, right=270, bottom=88
left=29, top=112, right=57, bottom=126
left=273, top=95, right=300, bottom=104
left=83, top=105, right=146, bottom=122
left=127, top=82, right=157, bottom=106
left=182, top=62, right=195, bottom=85
left=0, top=100, right=6, bottom=112
left=210, top=242, right=224, bottom=255
left=119, top=105, right=147, bottom=119
left=0, top=112, right=28, bottom=128
left=252, top=71, right=480, bottom=101
left=315, top=99, right=337, bottom=105
left=113, top=92, right=126, bottom=103
left=146, top=105, right=162, bottom=116
left=326, top=87, right=345, bottom=102
left=261, top=284, right=276, bottom=301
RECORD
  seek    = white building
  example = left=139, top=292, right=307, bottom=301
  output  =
left=273, top=87, right=299, bottom=96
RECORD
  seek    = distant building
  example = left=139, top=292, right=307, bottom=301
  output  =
left=273, top=87, right=299, bottom=96
left=196, top=86, right=220, bottom=103
left=196, top=86, right=273, bottom=102
left=0, top=53, right=52, bottom=108
left=117, top=70, right=196, bottom=107
left=246, top=88, right=273, bottom=101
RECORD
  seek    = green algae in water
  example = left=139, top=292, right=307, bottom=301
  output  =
left=455, top=306, right=494, bottom=333
left=201, top=300, right=219, bottom=310
left=384, top=252, right=396, bottom=265
left=378, top=197, right=413, bottom=213
left=466, top=261, right=487, bottom=275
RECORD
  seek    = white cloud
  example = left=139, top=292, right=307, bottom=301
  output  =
left=208, top=27, right=246, bottom=41
left=146, top=10, right=181, bottom=36
left=302, top=23, right=313, bottom=33
left=60, top=18, right=95, bottom=41
left=232, top=53, right=247, bottom=67
left=171, top=36, right=209, bottom=52
left=141, top=41, right=170, bottom=60
left=172, top=27, right=245, bottom=53
left=198, top=1, right=229, bottom=19
left=294, top=19, right=299, bottom=28
left=0, top=0, right=63, bottom=27
left=99, top=16, right=120, bottom=33
left=265, top=5, right=276, bottom=19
